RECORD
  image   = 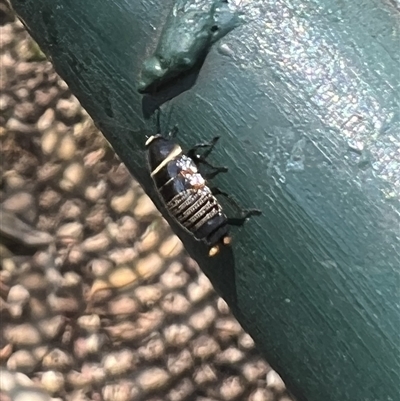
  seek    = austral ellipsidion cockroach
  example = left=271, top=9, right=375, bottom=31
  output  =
left=145, top=113, right=261, bottom=257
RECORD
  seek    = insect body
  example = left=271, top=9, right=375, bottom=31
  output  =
left=146, top=130, right=260, bottom=256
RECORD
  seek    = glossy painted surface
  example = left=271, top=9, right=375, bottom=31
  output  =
left=11, top=0, right=400, bottom=400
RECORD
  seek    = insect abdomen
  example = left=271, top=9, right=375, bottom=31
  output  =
left=167, top=188, right=229, bottom=245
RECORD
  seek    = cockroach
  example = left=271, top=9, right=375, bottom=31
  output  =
left=146, top=114, right=260, bottom=256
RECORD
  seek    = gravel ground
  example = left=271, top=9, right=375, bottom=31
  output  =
left=0, top=3, right=294, bottom=401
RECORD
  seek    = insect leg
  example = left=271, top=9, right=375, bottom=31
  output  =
left=204, top=168, right=228, bottom=180
left=155, top=107, right=162, bottom=134
left=190, top=153, right=228, bottom=179
left=187, top=136, right=227, bottom=177
left=187, top=136, right=220, bottom=159
left=211, top=187, right=262, bottom=225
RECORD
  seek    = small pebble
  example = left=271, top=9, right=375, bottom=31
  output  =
left=15, top=61, right=36, bottom=78
left=36, top=162, right=62, bottom=182
left=135, top=253, right=163, bottom=281
left=136, top=367, right=170, bottom=392
left=35, top=87, right=59, bottom=108
left=37, top=108, right=56, bottom=131
left=239, top=333, right=255, bottom=350
left=216, top=347, right=244, bottom=365
left=108, top=295, right=138, bottom=316
left=2, top=191, right=34, bottom=213
left=6, top=119, right=33, bottom=135
left=0, top=368, right=16, bottom=392
left=6, top=349, right=37, bottom=374
left=134, top=284, right=163, bottom=307
left=108, top=266, right=138, bottom=289
left=241, top=360, right=268, bottom=383
left=81, top=231, right=111, bottom=253
left=11, top=389, right=51, bottom=401
left=74, top=333, right=107, bottom=359
left=57, top=78, right=69, bottom=93
left=4, top=323, right=41, bottom=346
left=13, top=101, right=40, bottom=124
left=89, top=259, right=113, bottom=278
left=163, top=324, right=194, bottom=347
left=38, top=187, right=62, bottom=210
left=83, top=148, right=105, bottom=167
left=114, top=216, right=139, bottom=244
left=191, top=335, right=221, bottom=360
left=193, top=364, right=218, bottom=385
left=47, top=293, right=81, bottom=315
left=85, top=204, right=108, bottom=231
left=40, top=371, right=65, bottom=394
left=42, top=348, right=72, bottom=371
left=217, top=298, right=230, bottom=314
left=166, top=349, right=193, bottom=376
left=138, top=335, right=165, bottom=362
left=186, top=274, right=214, bottom=304
left=188, top=305, right=216, bottom=331
left=37, top=315, right=66, bottom=340
left=161, top=292, right=191, bottom=315
left=136, top=228, right=159, bottom=253
left=102, top=349, right=137, bottom=376
left=104, top=321, right=138, bottom=342
left=59, top=162, right=85, bottom=192
left=66, top=371, right=91, bottom=389
left=37, top=212, right=60, bottom=232
left=0, top=24, right=14, bottom=46
left=107, top=164, right=130, bottom=187
left=26, top=74, right=45, bottom=91
left=107, top=247, right=137, bottom=265
left=77, top=314, right=101, bottom=332
left=167, top=378, right=194, bottom=401
left=266, top=370, right=286, bottom=392
left=160, top=262, right=189, bottom=289
left=57, top=134, right=76, bottom=160
left=81, top=362, right=106, bottom=384
left=0, top=344, right=13, bottom=361
left=7, top=284, right=30, bottom=305
left=59, top=199, right=83, bottom=220
left=159, top=235, right=183, bottom=258
left=2, top=171, right=25, bottom=190
left=134, top=308, right=164, bottom=338
left=56, top=96, right=81, bottom=123
left=110, top=189, right=135, bottom=214
left=248, top=388, right=275, bottom=401
left=31, top=346, right=49, bottom=361
left=0, top=93, right=15, bottom=112
left=84, top=181, right=107, bottom=203
left=102, top=381, right=138, bottom=401
left=133, top=195, right=158, bottom=219
left=56, top=221, right=83, bottom=240
left=67, top=246, right=85, bottom=264
left=41, top=127, right=59, bottom=155
left=28, top=297, right=48, bottom=319
left=219, top=376, right=244, bottom=400
left=214, top=318, right=243, bottom=343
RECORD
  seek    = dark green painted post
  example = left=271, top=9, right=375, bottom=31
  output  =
left=10, top=1, right=400, bottom=400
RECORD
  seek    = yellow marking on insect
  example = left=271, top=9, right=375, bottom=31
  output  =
left=223, top=236, right=232, bottom=245
left=145, top=135, right=158, bottom=146
left=209, top=245, right=220, bottom=257
left=151, top=145, right=183, bottom=176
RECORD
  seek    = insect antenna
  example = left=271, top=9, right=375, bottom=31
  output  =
left=152, top=107, right=162, bottom=135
